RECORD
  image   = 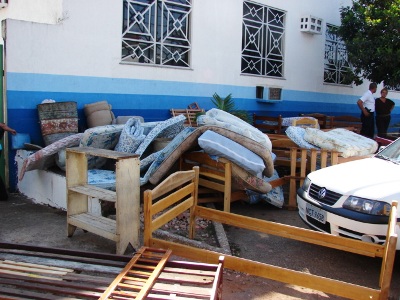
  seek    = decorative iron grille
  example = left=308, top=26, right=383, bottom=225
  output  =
left=324, top=24, right=352, bottom=85
left=241, top=1, right=286, bottom=78
left=122, top=0, right=191, bottom=67
left=385, top=84, right=400, bottom=92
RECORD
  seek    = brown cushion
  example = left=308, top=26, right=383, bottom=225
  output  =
left=84, top=101, right=111, bottom=115
left=86, top=110, right=114, bottom=128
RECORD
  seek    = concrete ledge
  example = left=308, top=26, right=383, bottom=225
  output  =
left=15, top=150, right=101, bottom=214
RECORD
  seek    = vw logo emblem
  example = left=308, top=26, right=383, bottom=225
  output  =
left=317, top=188, right=326, bottom=199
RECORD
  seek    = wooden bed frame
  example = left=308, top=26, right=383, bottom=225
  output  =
left=0, top=243, right=224, bottom=300
left=180, top=144, right=348, bottom=210
left=143, top=167, right=398, bottom=300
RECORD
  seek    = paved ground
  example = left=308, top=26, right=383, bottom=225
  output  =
left=1, top=192, right=399, bottom=299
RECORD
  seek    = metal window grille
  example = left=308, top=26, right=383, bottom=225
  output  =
left=241, top=1, right=286, bottom=78
left=385, top=83, right=400, bottom=92
left=324, top=24, right=352, bottom=85
left=122, top=0, right=191, bottom=68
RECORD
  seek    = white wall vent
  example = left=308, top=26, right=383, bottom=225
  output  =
left=300, top=15, right=322, bottom=34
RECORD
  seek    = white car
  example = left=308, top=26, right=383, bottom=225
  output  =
left=297, top=138, right=400, bottom=250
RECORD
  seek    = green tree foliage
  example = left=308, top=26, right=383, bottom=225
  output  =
left=211, top=93, right=251, bottom=123
left=337, top=0, right=400, bottom=86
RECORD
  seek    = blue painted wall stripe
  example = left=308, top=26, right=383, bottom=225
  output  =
left=7, top=72, right=362, bottom=109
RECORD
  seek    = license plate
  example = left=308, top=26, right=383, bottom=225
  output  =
left=306, top=202, right=327, bottom=224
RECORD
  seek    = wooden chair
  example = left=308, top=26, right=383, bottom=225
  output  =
left=180, top=152, right=246, bottom=212
left=253, top=113, right=283, bottom=134
left=171, top=108, right=204, bottom=127
left=271, top=138, right=302, bottom=169
left=330, top=115, right=362, bottom=133
left=143, top=166, right=199, bottom=245
left=301, top=113, right=329, bottom=129
left=292, top=117, right=319, bottom=128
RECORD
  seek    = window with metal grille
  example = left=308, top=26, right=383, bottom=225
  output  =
left=324, top=24, right=352, bottom=85
left=122, top=0, right=191, bottom=68
left=385, top=84, right=400, bottom=92
left=241, top=1, right=286, bottom=78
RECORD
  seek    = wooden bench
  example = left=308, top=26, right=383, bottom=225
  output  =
left=253, top=113, right=283, bottom=134
left=330, top=115, right=362, bottom=133
left=301, top=113, right=329, bottom=129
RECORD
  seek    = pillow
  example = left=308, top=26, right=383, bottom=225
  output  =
left=84, top=101, right=114, bottom=128
left=19, top=133, right=83, bottom=180
left=285, top=126, right=319, bottom=149
left=79, top=125, right=124, bottom=168
left=198, top=130, right=265, bottom=177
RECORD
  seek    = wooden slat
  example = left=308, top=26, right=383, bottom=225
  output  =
left=152, top=183, right=194, bottom=215
left=0, top=286, right=68, bottom=300
left=152, top=197, right=194, bottom=232
left=0, top=250, right=127, bottom=271
left=150, top=170, right=195, bottom=200
left=195, top=206, right=385, bottom=258
left=2, top=260, right=74, bottom=273
left=0, top=268, right=64, bottom=281
left=115, top=157, right=141, bottom=255
left=0, top=261, right=70, bottom=276
left=150, top=238, right=381, bottom=300
left=0, top=242, right=131, bottom=264
left=379, top=202, right=398, bottom=297
left=68, top=185, right=116, bottom=202
left=0, top=272, right=109, bottom=293
left=199, top=178, right=224, bottom=193
left=68, top=213, right=117, bottom=241
left=150, top=281, right=211, bottom=298
left=101, top=248, right=172, bottom=300
left=0, top=277, right=103, bottom=299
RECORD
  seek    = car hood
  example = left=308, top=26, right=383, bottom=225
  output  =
left=308, top=157, right=400, bottom=202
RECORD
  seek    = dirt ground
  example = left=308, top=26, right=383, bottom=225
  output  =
left=1, top=193, right=399, bottom=299
left=222, top=202, right=400, bottom=299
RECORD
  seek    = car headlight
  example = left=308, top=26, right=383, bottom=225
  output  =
left=301, top=177, right=311, bottom=192
left=343, top=196, right=391, bottom=216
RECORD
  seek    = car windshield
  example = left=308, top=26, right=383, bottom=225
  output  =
left=376, top=138, right=400, bottom=163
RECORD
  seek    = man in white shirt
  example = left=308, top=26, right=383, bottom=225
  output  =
left=357, top=82, right=377, bottom=138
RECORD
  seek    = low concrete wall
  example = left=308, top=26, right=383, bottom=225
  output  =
left=15, top=150, right=101, bottom=214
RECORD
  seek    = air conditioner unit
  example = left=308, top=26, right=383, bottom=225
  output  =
left=300, top=15, right=322, bottom=34
left=0, top=0, right=7, bottom=8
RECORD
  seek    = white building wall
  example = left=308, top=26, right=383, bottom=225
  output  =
left=5, top=0, right=400, bottom=194
left=0, top=0, right=62, bottom=44
left=5, top=0, right=379, bottom=99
